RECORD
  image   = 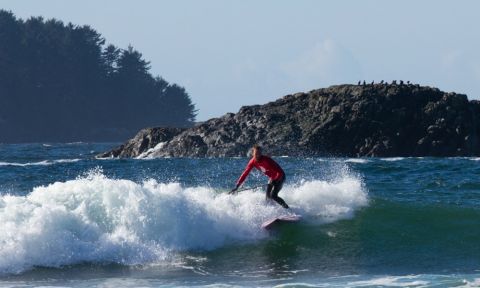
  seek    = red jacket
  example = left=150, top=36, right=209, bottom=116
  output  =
left=236, top=155, right=285, bottom=186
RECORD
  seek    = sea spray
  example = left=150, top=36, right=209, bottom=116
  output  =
left=285, top=176, right=368, bottom=220
left=0, top=169, right=367, bottom=275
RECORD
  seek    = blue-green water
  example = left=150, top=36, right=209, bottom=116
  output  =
left=1, top=143, right=480, bottom=287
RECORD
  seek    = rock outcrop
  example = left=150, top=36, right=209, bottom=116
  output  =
left=99, top=83, right=480, bottom=158
left=100, top=127, right=186, bottom=158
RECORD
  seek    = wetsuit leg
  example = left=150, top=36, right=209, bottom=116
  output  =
left=268, top=176, right=289, bottom=209
left=266, top=183, right=274, bottom=200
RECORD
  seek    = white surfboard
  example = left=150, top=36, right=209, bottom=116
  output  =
left=261, top=214, right=302, bottom=230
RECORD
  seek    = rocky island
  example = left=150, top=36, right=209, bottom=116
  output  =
left=99, top=83, right=480, bottom=158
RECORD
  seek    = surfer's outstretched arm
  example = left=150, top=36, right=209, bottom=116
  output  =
left=230, top=159, right=254, bottom=194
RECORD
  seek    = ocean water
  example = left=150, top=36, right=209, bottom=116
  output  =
left=0, top=143, right=480, bottom=287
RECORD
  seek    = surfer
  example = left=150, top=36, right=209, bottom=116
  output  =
left=230, top=144, right=289, bottom=209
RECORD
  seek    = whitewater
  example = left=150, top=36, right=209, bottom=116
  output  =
left=0, top=168, right=367, bottom=275
left=1, top=143, right=480, bottom=287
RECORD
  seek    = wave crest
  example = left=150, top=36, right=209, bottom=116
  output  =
left=0, top=170, right=367, bottom=274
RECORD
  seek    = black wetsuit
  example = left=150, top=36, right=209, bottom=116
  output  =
left=266, top=174, right=289, bottom=209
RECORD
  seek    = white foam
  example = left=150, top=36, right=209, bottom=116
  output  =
left=285, top=177, right=368, bottom=221
left=0, top=170, right=367, bottom=274
left=275, top=274, right=480, bottom=288
left=0, top=159, right=81, bottom=167
left=380, top=157, right=405, bottom=162
left=136, top=142, right=167, bottom=159
left=347, top=275, right=429, bottom=287
left=345, top=158, right=371, bottom=164
left=461, top=278, right=480, bottom=287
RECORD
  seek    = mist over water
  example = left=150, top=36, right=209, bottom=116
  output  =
left=1, top=143, right=480, bottom=287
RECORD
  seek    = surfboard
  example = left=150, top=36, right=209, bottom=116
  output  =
left=261, top=214, right=302, bottom=230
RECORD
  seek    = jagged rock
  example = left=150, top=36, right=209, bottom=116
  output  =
left=97, top=127, right=186, bottom=158
left=100, top=84, right=480, bottom=158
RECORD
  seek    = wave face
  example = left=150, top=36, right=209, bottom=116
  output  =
left=0, top=170, right=367, bottom=275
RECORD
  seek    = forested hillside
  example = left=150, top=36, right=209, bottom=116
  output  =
left=0, top=10, right=196, bottom=142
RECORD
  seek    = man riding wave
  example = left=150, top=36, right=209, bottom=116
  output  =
left=230, top=144, right=289, bottom=209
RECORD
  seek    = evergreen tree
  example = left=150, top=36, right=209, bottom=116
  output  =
left=0, top=10, right=197, bottom=142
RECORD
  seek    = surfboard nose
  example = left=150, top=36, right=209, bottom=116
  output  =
left=261, top=214, right=302, bottom=229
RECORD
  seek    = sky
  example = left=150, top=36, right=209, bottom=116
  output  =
left=1, top=0, right=479, bottom=121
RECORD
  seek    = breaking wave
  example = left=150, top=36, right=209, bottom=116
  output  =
left=0, top=169, right=367, bottom=274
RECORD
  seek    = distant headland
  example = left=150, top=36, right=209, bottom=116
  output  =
left=99, top=82, right=480, bottom=158
left=0, top=10, right=196, bottom=143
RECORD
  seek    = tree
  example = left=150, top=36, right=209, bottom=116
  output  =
left=161, top=84, right=197, bottom=127
left=0, top=10, right=197, bottom=142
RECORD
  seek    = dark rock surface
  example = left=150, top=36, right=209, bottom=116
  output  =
left=99, top=127, right=186, bottom=158
left=99, top=84, right=480, bottom=158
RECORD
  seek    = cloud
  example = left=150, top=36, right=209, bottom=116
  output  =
left=280, top=39, right=362, bottom=91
